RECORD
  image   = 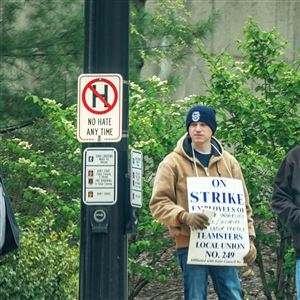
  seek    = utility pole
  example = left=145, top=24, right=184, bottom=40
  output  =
left=78, top=1, right=130, bottom=299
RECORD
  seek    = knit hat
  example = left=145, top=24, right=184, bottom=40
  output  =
left=186, top=105, right=217, bottom=133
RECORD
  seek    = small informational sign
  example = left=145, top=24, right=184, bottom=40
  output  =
left=187, top=177, right=249, bottom=266
left=77, top=74, right=123, bottom=143
left=83, top=147, right=117, bottom=205
left=130, top=150, right=143, bottom=208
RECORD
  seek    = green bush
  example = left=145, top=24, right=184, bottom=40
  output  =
left=0, top=209, right=79, bottom=299
left=0, top=96, right=80, bottom=299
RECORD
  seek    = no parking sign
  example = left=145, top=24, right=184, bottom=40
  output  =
left=77, top=74, right=123, bottom=143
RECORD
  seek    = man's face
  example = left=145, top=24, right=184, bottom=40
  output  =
left=188, top=122, right=213, bottom=146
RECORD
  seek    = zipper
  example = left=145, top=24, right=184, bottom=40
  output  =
left=204, top=167, right=209, bottom=176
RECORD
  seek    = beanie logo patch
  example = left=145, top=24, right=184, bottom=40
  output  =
left=192, top=111, right=200, bottom=122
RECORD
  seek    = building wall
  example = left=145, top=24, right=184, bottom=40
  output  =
left=141, top=0, right=300, bottom=99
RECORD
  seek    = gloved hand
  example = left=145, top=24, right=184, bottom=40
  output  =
left=181, top=211, right=209, bottom=230
left=244, top=240, right=257, bottom=265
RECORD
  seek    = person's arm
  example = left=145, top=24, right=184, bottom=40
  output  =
left=272, top=154, right=300, bottom=231
left=149, top=161, right=185, bottom=227
left=150, top=159, right=210, bottom=230
left=0, top=184, right=6, bottom=251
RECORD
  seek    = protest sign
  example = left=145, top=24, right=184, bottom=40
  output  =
left=187, top=177, right=249, bottom=266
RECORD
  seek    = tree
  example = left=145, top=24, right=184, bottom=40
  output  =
left=129, top=19, right=300, bottom=299
left=0, top=0, right=84, bottom=128
left=0, top=96, right=80, bottom=298
left=195, top=18, right=300, bottom=299
left=0, top=0, right=218, bottom=128
left=0, top=1, right=219, bottom=298
left=128, top=77, right=193, bottom=299
left=130, top=0, right=219, bottom=82
left=1, top=16, right=299, bottom=300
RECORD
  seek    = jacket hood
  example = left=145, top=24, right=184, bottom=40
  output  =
left=174, top=133, right=223, bottom=160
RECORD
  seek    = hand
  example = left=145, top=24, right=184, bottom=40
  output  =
left=181, top=212, right=209, bottom=230
left=244, top=240, right=257, bottom=265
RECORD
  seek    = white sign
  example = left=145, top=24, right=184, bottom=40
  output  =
left=130, top=150, right=143, bottom=208
left=187, top=177, right=249, bottom=266
left=77, top=74, right=123, bottom=143
left=83, top=148, right=117, bottom=205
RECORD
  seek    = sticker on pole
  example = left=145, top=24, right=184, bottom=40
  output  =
left=77, top=74, right=123, bottom=143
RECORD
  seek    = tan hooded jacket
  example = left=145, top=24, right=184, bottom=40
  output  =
left=149, top=134, right=255, bottom=249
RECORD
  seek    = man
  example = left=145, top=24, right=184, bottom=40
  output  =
left=149, top=105, right=256, bottom=300
left=272, top=145, right=300, bottom=300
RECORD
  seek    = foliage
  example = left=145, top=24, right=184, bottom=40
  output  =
left=0, top=96, right=80, bottom=298
left=195, top=18, right=299, bottom=299
left=0, top=95, right=81, bottom=229
left=127, top=19, right=299, bottom=299
left=130, top=0, right=219, bottom=81
left=128, top=18, right=300, bottom=300
left=1, top=0, right=218, bottom=128
left=0, top=209, right=79, bottom=300
left=0, top=1, right=219, bottom=297
left=0, top=0, right=84, bottom=127
left=128, top=77, right=198, bottom=298
left=0, top=8, right=299, bottom=300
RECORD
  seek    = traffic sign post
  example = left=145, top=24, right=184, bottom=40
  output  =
left=79, top=1, right=131, bottom=299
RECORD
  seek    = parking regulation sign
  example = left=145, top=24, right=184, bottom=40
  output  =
left=77, top=74, right=123, bottom=143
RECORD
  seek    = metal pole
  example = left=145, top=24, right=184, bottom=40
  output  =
left=79, top=1, right=129, bottom=299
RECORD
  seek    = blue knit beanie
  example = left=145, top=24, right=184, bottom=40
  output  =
left=186, top=105, right=217, bottom=133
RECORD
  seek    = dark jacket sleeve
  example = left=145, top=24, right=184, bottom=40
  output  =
left=271, top=150, right=300, bottom=232
left=0, top=176, right=20, bottom=255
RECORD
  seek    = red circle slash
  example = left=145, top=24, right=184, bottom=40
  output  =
left=82, top=78, right=118, bottom=115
